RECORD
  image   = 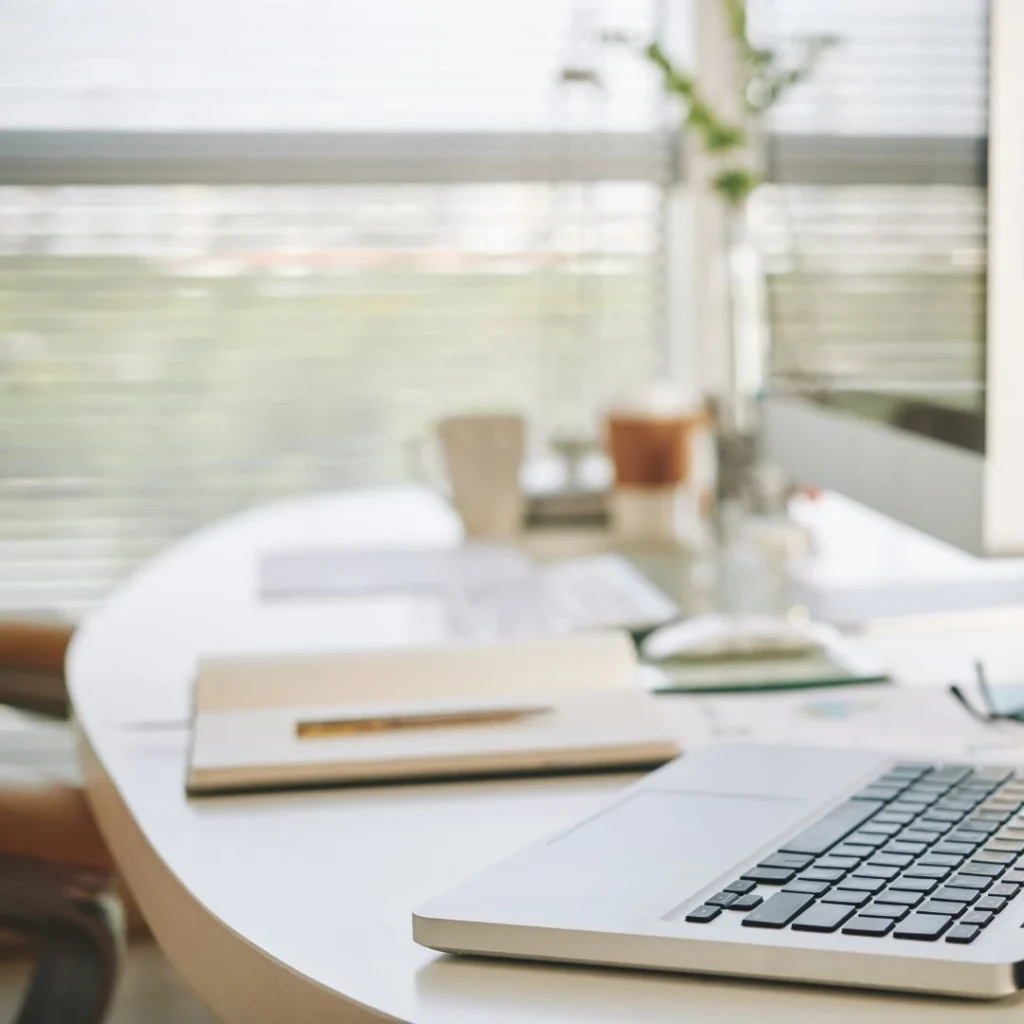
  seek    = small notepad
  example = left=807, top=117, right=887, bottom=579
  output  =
left=186, top=632, right=680, bottom=796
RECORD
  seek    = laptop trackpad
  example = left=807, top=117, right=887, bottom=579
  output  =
left=541, top=790, right=806, bottom=919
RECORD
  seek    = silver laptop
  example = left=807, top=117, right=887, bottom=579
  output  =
left=414, top=744, right=1024, bottom=999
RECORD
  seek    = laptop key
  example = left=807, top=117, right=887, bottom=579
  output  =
left=901, top=790, right=940, bottom=806
left=923, top=809, right=965, bottom=823
left=876, top=772, right=916, bottom=784
left=859, top=903, right=909, bottom=920
left=883, top=841, right=928, bottom=856
left=984, top=800, right=1022, bottom=812
left=974, top=810, right=1013, bottom=823
left=820, top=890, right=870, bottom=906
left=740, top=867, right=797, bottom=885
left=912, top=780, right=953, bottom=792
left=1002, top=870, right=1024, bottom=885
left=779, top=801, right=883, bottom=856
left=969, top=784, right=1001, bottom=798
left=685, top=905, right=721, bottom=923
left=893, top=801, right=930, bottom=814
left=899, top=830, right=940, bottom=845
left=888, top=877, right=938, bottom=894
left=890, top=762, right=933, bottom=775
left=957, top=862, right=1004, bottom=878
left=893, top=913, right=953, bottom=941
left=975, top=895, right=1008, bottom=913
left=837, top=877, right=886, bottom=894
left=799, top=868, right=845, bottom=882
left=917, top=900, right=967, bottom=917
left=846, top=832, right=887, bottom=849
left=784, top=880, right=831, bottom=896
left=853, top=787, right=903, bottom=803
left=859, top=822, right=902, bottom=836
left=723, top=879, right=757, bottom=895
left=831, top=844, right=876, bottom=860
left=873, top=811, right=915, bottom=825
left=935, top=802, right=977, bottom=814
left=947, top=831, right=987, bottom=847
left=853, top=865, right=899, bottom=881
left=933, top=843, right=977, bottom=857
left=975, top=850, right=1016, bottom=864
left=875, top=889, right=923, bottom=907
left=945, top=924, right=981, bottom=944
left=933, top=886, right=981, bottom=904
left=741, top=892, right=814, bottom=929
left=705, top=892, right=738, bottom=907
left=908, top=821, right=950, bottom=835
left=726, top=893, right=763, bottom=911
left=889, top=802, right=931, bottom=817
left=869, top=853, right=914, bottom=868
left=842, top=916, right=894, bottom=936
left=962, top=819, right=1001, bottom=834
left=961, top=910, right=994, bottom=927
left=987, top=839, right=1024, bottom=853
left=948, top=874, right=991, bottom=891
left=987, top=883, right=1019, bottom=899
left=816, top=856, right=859, bottom=871
left=903, top=865, right=952, bottom=880
left=759, top=853, right=813, bottom=871
left=791, top=903, right=855, bottom=933
left=918, top=853, right=964, bottom=868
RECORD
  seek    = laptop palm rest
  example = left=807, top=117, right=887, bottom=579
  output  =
left=543, top=790, right=805, bottom=918
left=427, top=788, right=811, bottom=927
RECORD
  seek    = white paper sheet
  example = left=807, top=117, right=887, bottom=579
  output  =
left=671, top=685, right=1024, bottom=763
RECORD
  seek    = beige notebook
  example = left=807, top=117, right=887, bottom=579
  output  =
left=187, top=632, right=680, bottom=795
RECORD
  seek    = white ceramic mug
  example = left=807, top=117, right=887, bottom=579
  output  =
left=408, top=414, right=526, bottom=538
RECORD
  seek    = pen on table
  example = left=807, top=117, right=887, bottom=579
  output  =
left=295, top=705, right=552, bottom=739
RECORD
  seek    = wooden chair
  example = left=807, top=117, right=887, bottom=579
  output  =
left=0, top=621, right=124, bottom=1024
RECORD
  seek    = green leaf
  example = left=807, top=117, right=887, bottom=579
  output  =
left=713, top=168, right=760, bottom=206
left=704, top=122, right=746, bottom=151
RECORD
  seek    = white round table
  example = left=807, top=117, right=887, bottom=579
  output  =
left=69, top=487, right=1024, bottom=1022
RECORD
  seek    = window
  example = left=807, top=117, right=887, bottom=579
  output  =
left=2, top=0, right=984, bottom=613
left=0, top=0, right=671, bottom=614
left=752, top=0, right=988, bottom=404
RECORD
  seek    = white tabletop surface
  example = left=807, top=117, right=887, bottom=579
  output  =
left=69, top=487, right=1024, bottom=1022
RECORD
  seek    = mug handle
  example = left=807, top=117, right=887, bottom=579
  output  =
left=403, top=432, right=449, bottom=497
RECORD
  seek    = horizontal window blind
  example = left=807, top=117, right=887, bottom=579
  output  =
left=0, top=0, right=671, bottom=615
left=750, top=0, right=987, bottom=136
left=0, top=182, right=660, bottom=613
left=757, top=185, right=985, bottom=389
left=751, top=0, right=988, bottom=399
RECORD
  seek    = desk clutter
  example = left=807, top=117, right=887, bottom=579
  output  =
left=261, top=546, right=680, bottom=642
left=186, top=631, right=680, bottom=795
left=260, top=542, right=889, bottom=690
left=672, top=685, right=1024, bottom=762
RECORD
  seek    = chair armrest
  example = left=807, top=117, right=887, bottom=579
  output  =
left=0, top=623, right=74, bottom=719
left=0, top=669, right=69, bottom=719
left=0, top=856, right=122, bottom=1024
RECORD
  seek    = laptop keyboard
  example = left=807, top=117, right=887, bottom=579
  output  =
left=685, top=762, right=1024, bottom=944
